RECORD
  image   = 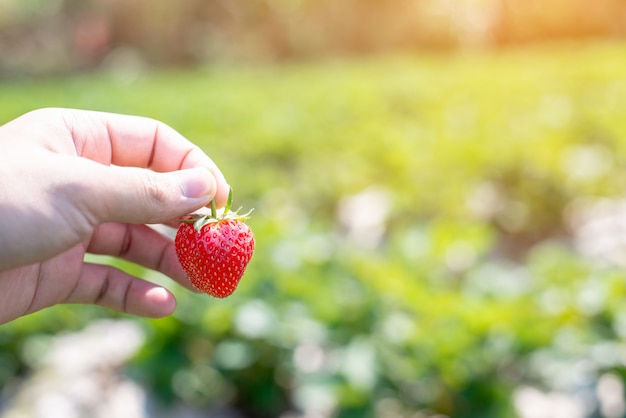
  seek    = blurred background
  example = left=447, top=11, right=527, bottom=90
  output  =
left=2, top=0, right=626, bottom=417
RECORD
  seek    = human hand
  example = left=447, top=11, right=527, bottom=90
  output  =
left=0, top=108, right=229, bottom=324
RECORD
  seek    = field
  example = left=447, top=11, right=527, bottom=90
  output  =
left=2, top=41, right=626, bottom=417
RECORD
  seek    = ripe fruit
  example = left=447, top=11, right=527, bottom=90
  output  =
left=175, top=189, right=254, bottom=298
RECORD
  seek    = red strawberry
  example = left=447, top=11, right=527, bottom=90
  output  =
left=175, top=189, right=254, bottom=298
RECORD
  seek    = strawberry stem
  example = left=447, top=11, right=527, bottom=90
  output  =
left=224, top=187, right=233, bottom=214
left=211, top=199, right=217, bottom=218
left=179, top=187, right=252, bottom=231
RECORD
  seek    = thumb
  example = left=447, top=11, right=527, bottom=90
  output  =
left=85, top=165, right=217, bottom=225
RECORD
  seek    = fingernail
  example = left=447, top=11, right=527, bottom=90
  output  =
left=176, top=168, right=216, bottom=199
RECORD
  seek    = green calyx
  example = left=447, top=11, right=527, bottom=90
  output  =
left=180, top=187, right=253, bottom=232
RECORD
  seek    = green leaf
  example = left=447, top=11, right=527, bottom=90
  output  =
left=193, top=215, right=208, bottom=232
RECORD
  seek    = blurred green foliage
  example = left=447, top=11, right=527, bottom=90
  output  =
left=3, top=42, right=626, bottom=417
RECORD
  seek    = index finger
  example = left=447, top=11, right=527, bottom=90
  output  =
left=61, top=108, right=230, bottom=205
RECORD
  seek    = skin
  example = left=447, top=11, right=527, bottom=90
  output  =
left=0, top=108, right=230, bottom=325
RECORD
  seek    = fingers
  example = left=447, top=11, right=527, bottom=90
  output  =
left=88, top=222, right=196, bottom=291
left=20, top=108, right=229, bottom=207
left=58, top=108, right=207, bottom=169
left=61, top=108, right=230, bottom=207
left=74, top=161, right=217, bottom=225
left=65, top=263, right=177, bottom=318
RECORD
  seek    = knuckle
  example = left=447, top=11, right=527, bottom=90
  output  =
left=139, top=171, right=173, bottom=219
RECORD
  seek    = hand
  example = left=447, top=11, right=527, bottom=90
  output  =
left=0, top=108, right=229, bottom=324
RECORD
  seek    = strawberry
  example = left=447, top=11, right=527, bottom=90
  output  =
left=175, top=189, right=254, bottom=298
